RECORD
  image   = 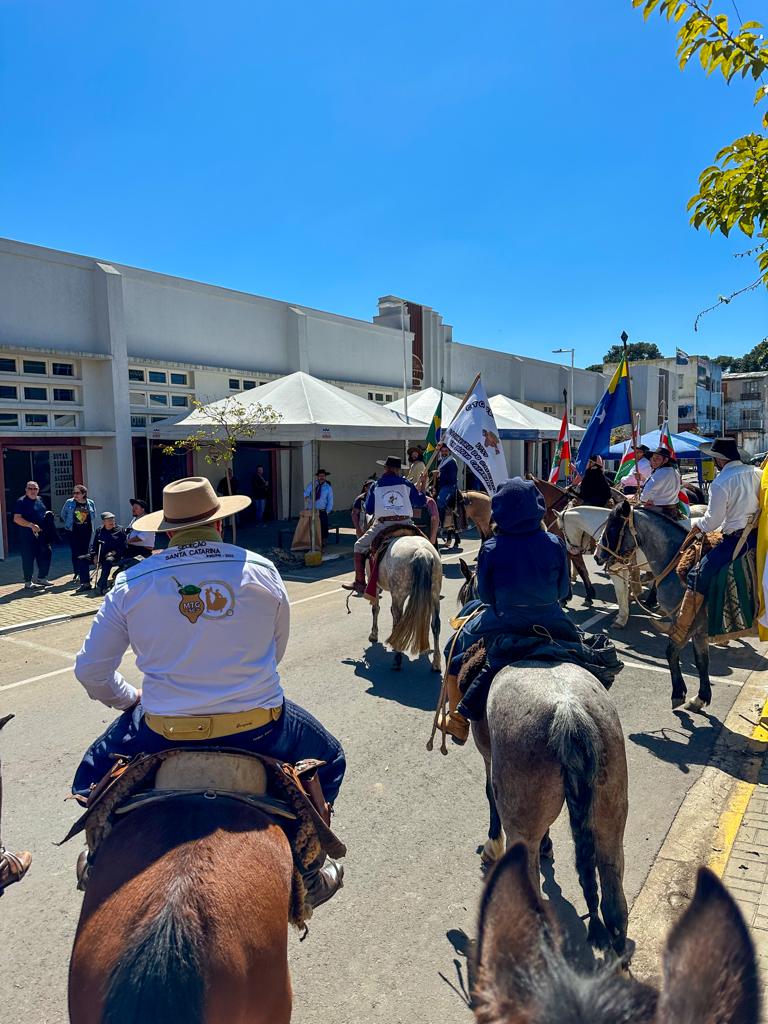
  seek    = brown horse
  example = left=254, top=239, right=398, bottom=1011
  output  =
left=475, top=844, right=758, bottom=1023
left=69, top=798, right=295, bottom=1023
left=461, top=484, right=596, bottom=606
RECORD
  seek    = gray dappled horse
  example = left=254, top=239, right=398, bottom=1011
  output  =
left=474, top=844, right=758, bottom=1024
left=368, top=535, right=443, bottom=673
left=473, top=661, right=629, bottom=956
left=596, top=502, right=711, bottom=711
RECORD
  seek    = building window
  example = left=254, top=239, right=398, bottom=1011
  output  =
left=375, top=392, right=384, bottom=402
left=54, top=413, right=77, bottom=428
left=129, top=368, right=145, bottom=383
left=677, top=374, right=684, bottom=389
left=0, top=385, right=17, bottom=400
left=131, top=415, right=147, bottom=428
left=543, top=406, right=553, bottom=414
left=385, top=393, right=393, bottom=402
left=149, top=393, right=168, bottom=406
left=52, top=362, right=74, bottom=377
left=0, top=357, right=16, bottom=373
left=171, top=395, right=189, bottom=408
left=148, top=370, right=167, bottom=384
left=53, top=388, right=75, bottom=402
left=170, top=372, right=188, bottom=386
left=367, top=392, right=374, bottom=400
left=24, top=386, right=47, bottom=401
left=0, top=413, right=19, bottom=427
left=243, top=380, right=257, bottom=390
left=229, top=378, right=241, bottom=390
left=150, top=415, right=167, bottom=423
left=23, top=359, right=46, bottom=375
left=129, top=391, right=146, bottom=406
left=25, top=413, right=48, bottom=426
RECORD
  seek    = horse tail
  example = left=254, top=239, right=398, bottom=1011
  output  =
left=548, top=695, right=602, bottom=937
left=102, top=888, right=204, bottom=1024
left=387, top=548, right=434, bottom=656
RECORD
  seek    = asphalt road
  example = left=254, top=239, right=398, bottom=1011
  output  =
left=0, top=543, right=764, bottom=1023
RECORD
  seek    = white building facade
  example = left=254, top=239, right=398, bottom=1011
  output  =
left=0, top=238, right=608, bottom=555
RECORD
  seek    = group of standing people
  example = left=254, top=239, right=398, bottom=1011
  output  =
left=12, top=483, right=155, bottom=595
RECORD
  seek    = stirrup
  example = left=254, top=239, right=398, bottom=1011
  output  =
left=0, top=847, right=32, bottom=893
left=304, top=857, right=344, bottom=909
left=437, top=709, right=469, bottom=745
left=341, top=580, right=365, bottom=593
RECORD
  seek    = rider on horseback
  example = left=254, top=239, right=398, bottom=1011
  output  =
left=664, top=437, right=761, bottom=646
left=72, top=477, right=346, bottom=908
left=640, top=446, right=681, bottom=519
left=436, top=444, right=461, bottom=549
left=342, top=456, right=426, bottom=594
left=440, top=478, right=581, bottom=743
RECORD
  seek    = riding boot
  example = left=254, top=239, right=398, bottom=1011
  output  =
left=301, top=854, right=344, bottom=909
left=457, top=661, right=496, bottom=722
left=436, top=672, right=470, bottom=744
left=342, top=553, right=366, bottom=593
left=0, top=847, right=32, bottom=893
left=668, top=589, right=705, bottom=647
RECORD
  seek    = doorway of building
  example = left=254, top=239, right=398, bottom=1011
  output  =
left=233, top=447, right=278, bottom=523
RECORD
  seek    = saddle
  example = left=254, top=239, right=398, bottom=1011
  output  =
left=364, top=523, right=427, bottom=600
left=61, top=748, right=346, bottom=928
left=677, top=529, right=759, bottom=643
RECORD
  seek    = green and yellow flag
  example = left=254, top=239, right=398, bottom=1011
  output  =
left=424, top=394, right=443, bottom=454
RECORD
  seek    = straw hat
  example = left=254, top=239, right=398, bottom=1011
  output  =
left=132, top=477, right=251, bottom=532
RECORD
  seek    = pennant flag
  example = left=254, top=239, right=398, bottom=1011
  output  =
left=443, top=378, right=509, bottom=494
left=424, top=394, right=443, bottom=454
left=613, top=440, right=637, bottom=485
left=574, top=356, right=632, bottom=475
left=659, top=419, right=675, bottom=456
left=548, top=410, right=571, bottom=484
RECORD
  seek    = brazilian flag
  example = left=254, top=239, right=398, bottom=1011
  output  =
left=424, top=394, right=443, bottom=454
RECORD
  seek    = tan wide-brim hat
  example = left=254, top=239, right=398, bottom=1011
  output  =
left=132, top=476, right=251, bottom=532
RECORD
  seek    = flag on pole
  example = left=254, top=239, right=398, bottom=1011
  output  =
left=613, top=415, right=642, bottom=485
left=424, top=394, right=443, bottom=454
left=658, top=420, right=689, bottom=517
left=574, top=356, right=632, bottom=475
left=443, top=378, right=508, bottom=494
left=676, top=348, right=689, bottom=366
left=548, top=410, right=571, bottom=484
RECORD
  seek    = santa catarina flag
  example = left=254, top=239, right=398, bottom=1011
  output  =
left=613, top=441, right=636, bottom=484
left=443, top=378, right=509, bottom=493
left=424, top=394, right=443, bottom=454
left=574, top=357, right=632, bottom=475
left=548, top=410, right=571, bottom=484
left=659, top=419, right=675, bottom=456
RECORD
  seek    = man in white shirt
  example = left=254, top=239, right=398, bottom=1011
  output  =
left=666, top=437, right=760, bottom=646
left=621, top=445, right=652, bottom=495
left=640, top=447, right=682, bottom=517
left=72, top=476, right=345, bottom=907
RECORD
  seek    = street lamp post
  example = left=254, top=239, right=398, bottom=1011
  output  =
left=401, top=299, right=409, bottom=423
left=552, top=347, right=575, bottom=426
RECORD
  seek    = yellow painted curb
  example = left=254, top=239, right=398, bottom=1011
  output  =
left=707, top=697, right=768, bottom=877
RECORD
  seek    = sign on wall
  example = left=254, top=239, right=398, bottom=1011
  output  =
left=51, top=450, right=74, bottom=518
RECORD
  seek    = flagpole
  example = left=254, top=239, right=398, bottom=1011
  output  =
left=420, top=372, right=481, bottom=482
left=621, top=330, right=641, bottom=478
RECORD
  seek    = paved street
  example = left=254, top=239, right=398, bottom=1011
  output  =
left=0, top=544, right=764, bottom=1024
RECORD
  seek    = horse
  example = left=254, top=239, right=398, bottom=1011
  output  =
left=474, top=843, right=759, bottom=1024
left=472, top=660, right=629, bottom=956
left=69, top=797, right=295, bottom=1023
left=596, top=502, right=712, bottom=710
left=368, top=535, right=443, bottom=673
left=461, top=489, right=493, bottom=541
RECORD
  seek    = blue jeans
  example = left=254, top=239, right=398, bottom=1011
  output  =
left=254, top=499, right=266, bottom=523
left=72, top=699, right=346, bottom=805
left=688, top=530, right=756, bottom=595
left=437, top=485, right=456, bottom=525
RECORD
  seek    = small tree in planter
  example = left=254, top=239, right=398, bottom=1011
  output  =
left=162, top=395, right=281, bottom=543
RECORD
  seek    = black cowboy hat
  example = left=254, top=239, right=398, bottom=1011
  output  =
left=315, top=468, right=330, bottom=475
left=129, top=498, right=147, bottom=510
left=638, top=444, right=651, bottom=455
left=376, top=456, right=403, bottom=469
left=699, top=437, right=749, bottom=463
left=652, top=446, right=674, bottom=461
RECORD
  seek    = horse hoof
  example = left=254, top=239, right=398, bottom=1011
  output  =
left=368, top=634, right=377, bottom=645
left=587, top=916, right=612, bottom=952
left=614, top=620, right=628, bottom=630
left=671, top=696, right=686, bottom=710
left=685, top=696, right=709, bottom=713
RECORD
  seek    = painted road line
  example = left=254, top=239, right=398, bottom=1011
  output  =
left=290, top=587, right=344, bottom=607
left=0, top=635, right=76, bottom=660
left=707, top=692, right=768, bottom=877
left=0, top=665, right=74, bottom=691
left=580, top=610, right=615, bottom=631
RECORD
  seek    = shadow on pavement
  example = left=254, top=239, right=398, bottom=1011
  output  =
left=341, top=647, right=441, bottom=711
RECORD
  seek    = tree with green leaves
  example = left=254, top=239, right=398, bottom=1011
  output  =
left=163, top=395, right=281, bottom=542
left=603, top=341, right=662, bottom=363
left=633, top=1, right=768, bottom=324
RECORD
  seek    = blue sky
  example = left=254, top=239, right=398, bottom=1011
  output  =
left=1, top=0, right=765, bottom=368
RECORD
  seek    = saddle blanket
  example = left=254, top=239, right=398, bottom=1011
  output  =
left=364, top=523, right=426, bottom=601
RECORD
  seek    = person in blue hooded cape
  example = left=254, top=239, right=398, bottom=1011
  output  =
left=439, top=477, right=620, bottom=744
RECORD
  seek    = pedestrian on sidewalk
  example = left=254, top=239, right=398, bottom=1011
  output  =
left=61, top=485, right=96, bottom=591
left=252, top=466, right=270, bottom=525
left=304, top=469, right=333, bottom=540
left=12, top=481, right=52, bottom=589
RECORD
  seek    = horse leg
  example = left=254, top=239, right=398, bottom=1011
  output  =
left=430, top=601, right=442, bottom=673
left=369, top=598, right=379, bottom=645
left=482, top=766, right=504, bottom=867
left=667, top=638, right=688, bottom=708
left=592, top=750, right=629, bottom=956
left=573, top=553, right=595, bottom=605
left=687, top=621, right=712, bottom=711
left=390, top=595, right=404, bottom=671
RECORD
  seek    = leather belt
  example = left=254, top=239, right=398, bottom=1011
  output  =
left=144, top=704, right=283, bottom=741
left=380, top=515, right=410, bottom=521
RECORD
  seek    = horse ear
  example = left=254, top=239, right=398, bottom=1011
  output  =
left=0, top=713, right=14, bottom=731
left=659, top=868, right=759, bottom=1024
left=459, top=558, right=472, bottom=582
left=474, top=844, right=557, bottom=1014
left=620, top=500, right=630, bottom=517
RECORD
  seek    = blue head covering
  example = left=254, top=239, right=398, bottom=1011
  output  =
left=491, top=477, right=545, bottom=534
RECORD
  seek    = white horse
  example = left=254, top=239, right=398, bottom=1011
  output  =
left=560, top=504, right=705, bottom=627
left=367, top=535, right=443, bottom=672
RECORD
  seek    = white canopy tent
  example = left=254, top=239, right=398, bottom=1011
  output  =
left=385, top=387, right=461, bottom=425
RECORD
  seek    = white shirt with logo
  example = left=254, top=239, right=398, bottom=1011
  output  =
left=126, top=516, right=156, bottom=550
left=373, top=481, right=414, bottom=518
left=75, top=540, right=290, bottom=715
left=697, top=461, right=761, bottom=535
